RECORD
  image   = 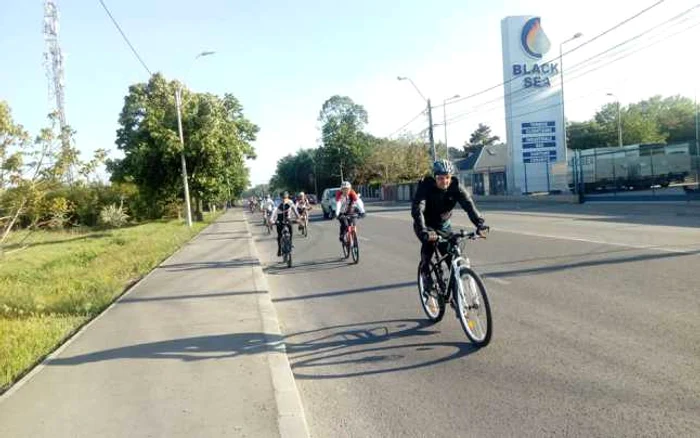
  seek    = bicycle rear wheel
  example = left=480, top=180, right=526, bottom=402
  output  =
left=351, top=230, right=359, bottom=264
left=417, top=261, right=446, bottom=322
left=454, top=266, right=492, bottom=346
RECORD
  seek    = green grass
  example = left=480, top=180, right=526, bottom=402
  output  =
left=0, top=213, right=221, bottom=391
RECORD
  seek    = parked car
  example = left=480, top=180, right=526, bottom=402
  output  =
left=321, top=187, right=340, bottom=219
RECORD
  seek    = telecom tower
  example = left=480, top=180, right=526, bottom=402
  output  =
left=43, top=0, right=70, bottom=156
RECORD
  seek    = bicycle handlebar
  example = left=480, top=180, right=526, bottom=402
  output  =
left=436, top=227, right=489, bottom=243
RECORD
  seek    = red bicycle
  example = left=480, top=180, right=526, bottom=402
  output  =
left=340, top=214, right=360, bottom=264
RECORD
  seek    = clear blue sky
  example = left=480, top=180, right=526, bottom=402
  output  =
left=1, top=0, right=698, bottom=185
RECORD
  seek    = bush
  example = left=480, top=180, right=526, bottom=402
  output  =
left=99, top=204, right=129, bottom=228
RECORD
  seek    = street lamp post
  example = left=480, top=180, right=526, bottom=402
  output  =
left=443, top=94, right=461, bottom=160
left=175, top=50, right=215, bottom=227
left=559, top=32, right=583, bottom=150
left=606, top=93, right=623, bottom=147
left=397, top=76, right=436, bottom=161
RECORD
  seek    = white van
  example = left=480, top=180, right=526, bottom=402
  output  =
left=321, top=187, right=340, bottom=219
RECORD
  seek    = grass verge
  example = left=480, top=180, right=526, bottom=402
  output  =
left=0, top=212, right=221, bottom=392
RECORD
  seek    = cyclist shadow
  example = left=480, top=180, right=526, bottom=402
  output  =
left=285, top=318, right=482, bottom=380
left=264, top=256, right=350, bottom=275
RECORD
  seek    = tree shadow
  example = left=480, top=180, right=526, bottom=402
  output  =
left=160, top=257, right=260, bottom=272
left=272, top=281, right=415, bottom=303
left=120, top=290, right=265, bottom=303
left=2, top=232, right=111, bottom=251
left=47, top=319, right=480, bottom=379
left=264, top=256, right=350, bottom=276
left=483, top=247, right=700, bottom=279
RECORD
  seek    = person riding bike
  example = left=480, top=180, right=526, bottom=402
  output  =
left=295, top=192, right=312, bottom=231
left=270, top=191, right=300, bottom=257
left=262, top=194, right=275, bottom=222
left=333, top=181, right=366, bottom=242
left=412, top=159, right=488, bottom=285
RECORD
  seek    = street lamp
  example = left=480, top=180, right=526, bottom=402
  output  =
left=175, top=50, right=216, bottom=227
left=559, top=32, right=583, bottom=150
left=606, top=93, right=623, bottom=147
left=397, top=76, right=436, bottom=160
left=443, top=94, right=461, bottom=160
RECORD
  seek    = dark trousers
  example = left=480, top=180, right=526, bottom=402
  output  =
left=276, top=221, right=293, bottom=253
left=338, top=215, right=356, bottom=239
left=415, top=225, right=452, bottom=276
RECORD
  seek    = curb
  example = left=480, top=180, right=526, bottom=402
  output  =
left=243, top=213, right=310, bottom=438
left=0, top=221, right=211, bottom=402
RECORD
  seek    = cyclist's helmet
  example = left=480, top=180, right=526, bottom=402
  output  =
left=282, top=191, right=289, bottom=198
left=298, top=191, right=305, bottom=197
left=432, top=159, right=455, bottom=176
left=341, top=181, right=352, bottom=189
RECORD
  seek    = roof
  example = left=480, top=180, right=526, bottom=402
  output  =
left=454, top=146, right=483, bottom=172
left=475, top=144, right=507, bottom=170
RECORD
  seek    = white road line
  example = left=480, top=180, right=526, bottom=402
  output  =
left=369, top=212, right=696, bottom=254
left=359, top=236, right=370, bottom=242
left=484, top=276, right=511, bottom=285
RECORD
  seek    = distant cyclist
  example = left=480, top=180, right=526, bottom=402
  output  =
left=295, top=192, right=312, bottom=231
left=270, top=191, right=300, bottom=256
left=333, top=181, right=365, bottom=242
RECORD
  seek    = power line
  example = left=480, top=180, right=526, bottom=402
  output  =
left=387, top=109, right=426, bottom=138
left=98, top=0, right=152, bottom=75
left=442, top=0, right=668, bottom=109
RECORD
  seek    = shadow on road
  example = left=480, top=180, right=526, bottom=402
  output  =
left=161, top=258, right=260, bottom=272
left=264, top=256, right=350, bottom=276
left=48, top=319, right=480, bottom=379
left=272, top=281, right=414, bottom=302
left=120, top=290, right=265, bottom=303
left=484, top=247, right=700, bottom=279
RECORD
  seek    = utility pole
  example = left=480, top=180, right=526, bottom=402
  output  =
left=427, top=99, right=436, bottom=161
left=175, top=87, right=193, bottom=228
left=397, top=76, right=437, bottom=161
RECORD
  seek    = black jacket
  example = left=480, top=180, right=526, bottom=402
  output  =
left=411, top=176, right=484, bottom=236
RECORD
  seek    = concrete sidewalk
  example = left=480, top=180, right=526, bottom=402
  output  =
left=0, top=209, right=308, bottom=438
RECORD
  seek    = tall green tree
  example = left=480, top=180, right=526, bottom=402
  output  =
left=317, top=95, right=371, bottom=183
left=464, top=123, right=500, bottom=153
left=108, top=73, right=258, bottom=217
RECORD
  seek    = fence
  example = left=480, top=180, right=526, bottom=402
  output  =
left=568, top=142, right=700, bottom=200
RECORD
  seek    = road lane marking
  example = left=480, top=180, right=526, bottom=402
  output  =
left=369, top=212, right=697, bottom=254
left=484, top=276, right=511, bottom=285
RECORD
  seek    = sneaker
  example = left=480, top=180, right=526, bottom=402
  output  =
left=277, top=249, right=282, bottom=257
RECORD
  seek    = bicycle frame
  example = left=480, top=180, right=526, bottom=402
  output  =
left=431, top=239, right=471, bottom=297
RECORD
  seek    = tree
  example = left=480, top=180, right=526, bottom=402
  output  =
left=568, top=94, right=697, bottom=149
left=0, top=104, right=75, bottom=248
left=108, top=73, right=258, bottom=217
left=269, top=149, right=317, bottom=194
left=464, top=123, right=500, bottom=153
left=317, top=95, right=371, bottom=183
left=358, top=137, right=431, bottom=184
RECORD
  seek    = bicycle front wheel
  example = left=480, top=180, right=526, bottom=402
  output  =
left=342, top=238, right=350, bottom=259
left=454, top=266, right=492, bottom=346
left=351, top=230, right=359, bottom=264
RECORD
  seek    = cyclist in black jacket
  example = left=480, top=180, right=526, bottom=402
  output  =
left=412, top=159, right=488, bottom=280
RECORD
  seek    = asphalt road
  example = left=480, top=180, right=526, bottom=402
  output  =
left=251, top=203, right=700, bottom=438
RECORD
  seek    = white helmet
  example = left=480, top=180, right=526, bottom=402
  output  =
left=341, top=181, right=351, bottom=189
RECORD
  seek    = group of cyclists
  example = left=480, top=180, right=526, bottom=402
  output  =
left=247, top=159, right=489, bottom=270
left=248, top=182, right=367, bottom=257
